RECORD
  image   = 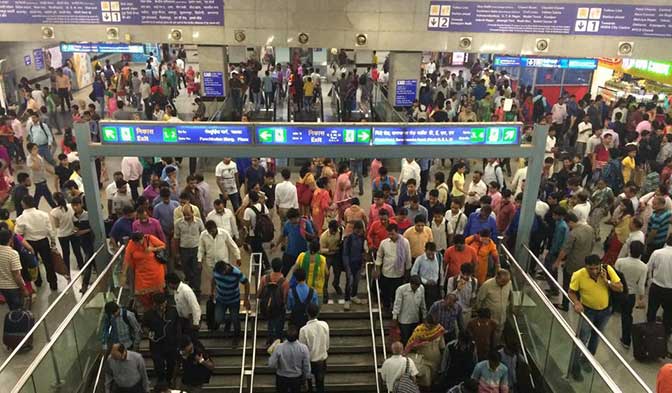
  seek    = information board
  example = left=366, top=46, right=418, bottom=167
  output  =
left=60, top=43, right=145, bottom=54
left=101, top=123, right=251, bottom=145
left=33, top=49, right=44, bottom=71
left=428, top=1, right=672, bottom=38
left=372, top=124, right=520, bottom=146
left=395, top=80, right=418, bottom=107
left=493, top=56, right=598, bottom=70
left=256, top=126, right=372, bottom=145
left=203, top=72, right=225, bottom=97
left=0, top=0, right=223, bottom=25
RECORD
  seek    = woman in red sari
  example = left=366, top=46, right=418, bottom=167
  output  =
left=602, top=199, right=634, bottom=265
left=311, top=177, right=332, bottom=232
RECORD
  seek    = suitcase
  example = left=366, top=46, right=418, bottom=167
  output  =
left=3, top=308, right=34, bottom=352
left=632, top=322, right=667, bottom=361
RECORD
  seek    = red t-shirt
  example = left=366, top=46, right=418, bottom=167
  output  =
left=444, top=245, right=478, bottom=278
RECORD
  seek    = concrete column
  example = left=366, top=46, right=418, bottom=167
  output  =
left=387, top=51, right=422, bottom=119
left=197, top=45, right=229, bottom=116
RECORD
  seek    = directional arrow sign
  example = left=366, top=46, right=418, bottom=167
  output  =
left=579, top=22, right=585, bottom=29
left=357, top=129, right=371, bottom=143
left=102, top=127, right=117, bottom=142
left=503, top=127, right=517, bottom=143
left=258, top=129, right=274, bottom=143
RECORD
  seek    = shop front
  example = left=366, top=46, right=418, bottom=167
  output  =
left=592, top=58, right=672, bottom=106
left=493, top=56, right=597, bottom=105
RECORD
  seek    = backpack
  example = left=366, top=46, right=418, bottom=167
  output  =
left=299, top=217, right=317, bottom=242
left=249, top=205, right=274, bottom=242
left=259, top=276, right=285, bottom=319
left=393, top=358, right=421, bottom=393
left=642, top=171, right=660, bottom=195
left=106, top=309, right=135, bottom=344
left=104, top=66, right=114, bottom=79
left=533, top=97, right=546, bottom=121
left=610, top=267, right=629, bottom=308
left=601, top=160, right=624, bottom=192
left=290, top=286, right=313, bottom=329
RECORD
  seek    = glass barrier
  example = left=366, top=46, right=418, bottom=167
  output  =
left=11, top=246, right=125, bottom=393
left=521, top=245, right=653, bottom=393
left=0, top=244, right=106, bottom=388
left=371, top=83, right=407, bottom=123
left=501, top=244, right=625, bottom=393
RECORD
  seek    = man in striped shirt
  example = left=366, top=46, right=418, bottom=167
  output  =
left=211, top=261, right=250, bottom=345
left=646, top=196, right=672, bottom=260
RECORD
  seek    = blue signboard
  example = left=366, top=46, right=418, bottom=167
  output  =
left=60, top=43, right=145, bottom=54
left=256, top=125, right=372, bottom=145
left=33, top=49, right=44, bottom=70
left=494, top=56, right=597, bottom=70
left=428, top=1, right=672, bottom=38
left=372, top=124, right=520, bottom=146
left=203, top=72, right=225, bottom=97
left=100, top=123, right=251, bottom=145
left=23, top=55, right=31, bottom=66
left=395, top=80, right=418, bottom=107
left=0, top=0, right=223, bottom=25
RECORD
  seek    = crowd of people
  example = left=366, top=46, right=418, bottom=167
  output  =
left=1, top=53, right=672, bottom=392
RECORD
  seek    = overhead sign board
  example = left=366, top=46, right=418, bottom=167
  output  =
left=256, top=126, right=372, bottom=145
left=0, top=0, right=223, bottom=25
left=203, top=71, right=225, bottom=97
left=100, top=123, right=251, bottom=145
left=428, top=1, right=672, bottom=38
left=395, top=80, right=418, bottom=107
left=372, top=124, right=520, bottom=146
left=494, top=56, right=598, bottom=70
left=60, top=43, right=145, bottom=53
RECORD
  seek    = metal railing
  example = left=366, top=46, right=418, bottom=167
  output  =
left=247, top=252, right=264, bottom=393
left=12, top=245, right=126, bottom=393
left=90, top=284, right=126, bottom=393
left=501, top=244, right=624, bottom=392
left=522, top=244, right=653, bottom=392
left=239, top=252, right=260, bottom=393
left=0, top=243, right=106, bottom=385
left=364, top=261, right=381, bottom=393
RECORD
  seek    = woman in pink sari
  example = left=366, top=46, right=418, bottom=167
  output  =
left=311, top=177, right=332, bottom=232
left=335, top=162, right=353, bottom=221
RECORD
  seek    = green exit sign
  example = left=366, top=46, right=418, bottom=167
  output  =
left=102, top=126, right=118, bottom=142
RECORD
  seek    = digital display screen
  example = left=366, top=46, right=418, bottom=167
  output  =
left=60, top=43, right=145, bottom=53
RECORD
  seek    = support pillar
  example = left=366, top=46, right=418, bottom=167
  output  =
left=196, top=45, right=229, bottom=117
left=387, top=51, right=421, bottom=121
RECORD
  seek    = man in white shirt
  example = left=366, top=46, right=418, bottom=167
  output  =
left=483, top=158, right=504, bottom=189
left=374, top=224, right=412, bottom=310
left=380, top=341, right=419, bottom=393
left=14, top=196, right=58, bottom=290
left=585, top=128, right=603, bottom=158
left=299, top=303, right=330, bottom=393
left=166, top=273, right=202, bottom=337
left=215, top=157, right=241, bottom=211
left=392, top=275, right=427, bottom=345
left=551, top=97, right=567, bottom=127
left=205, top=199, right=238, bottom=240
left=647, top=237, right=672, bottom=337
left=576, top=118, right=593, bottom=157
left=31, top=84, right=45, bottom=109
left=275, top=168, right=299, bottom=225
left=618, top=217, right=645, bottom=258
left=121, top=156, right=143, bottom=200
left=465, top=170, right=487, bottom=214
left=510, top=165, right=527, bottom=197
left=399, top=158, right=421, bottom=199
left=545, top=127, right=557, bottom=160
left=198, top=220, right=241, bottom=296
left=572, top=191, right=591, bottom=224
left=444, top=200, right=468, bottom=238
left=615, top=241, right=647, bottom=349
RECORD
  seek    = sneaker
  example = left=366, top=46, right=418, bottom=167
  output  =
left=344, top=301, right=351, bottom=311
left=352, top=297, right=367, bottom=305
left=337, top=299, right=345, bottom=305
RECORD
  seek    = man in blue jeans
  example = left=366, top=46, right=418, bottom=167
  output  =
left=568, top=254, right=623, bottom=381
left=27, top=112, right=56, bottom=167
left=342, top=220, right=366, bottom=310
left=0, top=229, right=27, bottom=310
left=212, top=260, right=251, bottom=347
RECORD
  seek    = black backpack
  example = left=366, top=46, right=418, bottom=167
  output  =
left=259, top=276, right=285, bottom=319
left=290, top=286, right=313, bottom=329
left=610, top=266, right=629, bottom=308
left=250, top=205, right=275, bottom=242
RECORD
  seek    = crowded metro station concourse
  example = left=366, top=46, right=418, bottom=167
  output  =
left=1, top=1, right=672, bottom=392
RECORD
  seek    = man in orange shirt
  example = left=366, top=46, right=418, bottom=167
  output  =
left=465, top=229, right=499, bottom=284
left=443, top=234, right=478, bottom=280
left=367, top=209, right=396, bottom=257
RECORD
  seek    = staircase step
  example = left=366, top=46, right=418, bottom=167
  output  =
left=205, top=371, right=379, bottom=392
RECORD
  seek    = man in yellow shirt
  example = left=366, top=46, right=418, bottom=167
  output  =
left=621, top=146, right=637, bottom=183
left=451, top=162, right=466, bottom=205
left=303, top=77, right=314, bottom=111
left=294, top=240, right=329, bottom=301
left=403, top=215, right=433, bottom=260
left=568, top=254, right=623, bottom=381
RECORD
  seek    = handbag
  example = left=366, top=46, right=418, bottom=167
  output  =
left=393, top=358, right=421, bottom=393
left=51, top=249, right=67, bottom=276
left=145, top=236, right=168, bottom=264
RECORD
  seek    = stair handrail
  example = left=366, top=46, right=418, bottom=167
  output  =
left=500, top=244, right=623, bottom=392
left=522, top=244, right=652, bottom=393
left=365, top=261, right=382, bottom=393
left=239, top=252, right=259, bottom=393
left=247, top=253, right=264, bottom=393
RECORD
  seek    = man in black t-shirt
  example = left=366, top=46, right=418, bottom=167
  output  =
left=54, top=153, right=73, bottom=193
left=143, top=293, right=179, bottom=385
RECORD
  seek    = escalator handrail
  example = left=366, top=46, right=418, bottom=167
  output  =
left=522, top=244, right=652, bottom=393
left=500, top=244, right=624, bottom=393
left=511, top=313, right=535, bottom=390
left=247, top=253, right=264, bottom=393
left=12, top=245, right=126, bottom=393
left=373, top=277, right=387, bottom=361
left=364, top=261, right=381, bottom=393
left=239, top=252, right=258, bottom=393
left=0, top=243, right=107, bottom=375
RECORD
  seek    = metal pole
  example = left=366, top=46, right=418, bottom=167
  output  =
left=514, top=124, right=548, bottom=268
left=74, top=122, right=108, bottom=274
